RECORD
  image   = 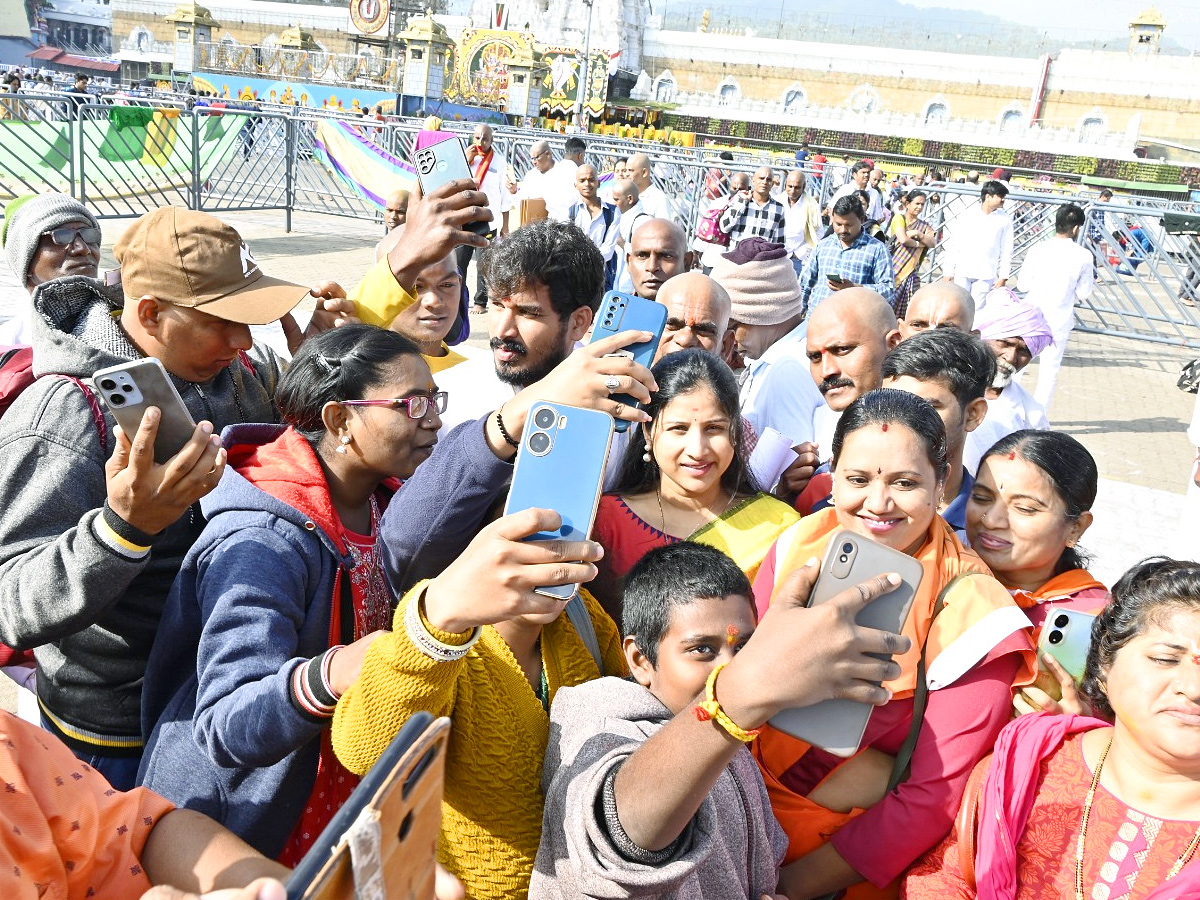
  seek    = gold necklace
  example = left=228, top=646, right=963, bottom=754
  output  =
left=655, top=485, right=735, bottom=538
left=1075, top=736, right=1200, bottom=900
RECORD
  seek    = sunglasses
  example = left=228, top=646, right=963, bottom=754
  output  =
left=43, top=226, right=101, bottom=248
left=341, top=391, right=448, bottom=420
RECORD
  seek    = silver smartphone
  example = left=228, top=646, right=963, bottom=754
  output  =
left=91, top=358, right=196, bottom=464
left=769, top=530, right=925, bottom=757
left=413, top=137, right=492, bottom=236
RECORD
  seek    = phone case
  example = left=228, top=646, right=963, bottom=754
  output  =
left=586, top=291, right=668, bottom=433
left=413, top=138, right=491, bottom=236
left=90, top=358, right=196, bottom=464
left=1036, top=609, right=1096, bottom=686
left=503, top=402, right=614, bottom=600
left=769, top=530, right=925, bottom=757
left=286, top=712, right=449, bottom=900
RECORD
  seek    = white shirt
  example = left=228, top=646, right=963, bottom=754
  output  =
left=0, top=255, right=31, bottom=345
left=784, top=194, right=822, bottom=260
left=569, top=200, right=621, bottom=262
left=946, top=207, right=1015, bottom=282
left=544, top=159, right=579, bottom=222
left=1017, top=237, right=1094, bottom=337
left=739, top=319, right=822, bottom=447
left=614, top=200, right=650, bottom=293
left=827, top=182, right=885, bottom=222
left=435, top=345, right=513, bottom=437
left=811, top=403, right=841, bottom=463
left=637, top=184, right=675, bottom=223
left=963, top=380, right=1049, bottom=475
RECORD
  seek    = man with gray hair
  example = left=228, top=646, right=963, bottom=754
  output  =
left=719, top=166, right=786, bottom=247
left=1, top=192, right=102, bottom=344
left=507, top=138, right=557, bottom=219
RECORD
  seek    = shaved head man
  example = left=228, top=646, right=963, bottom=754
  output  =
left=898, top=281, right=976, bottom=340
left=611, top=179, right=639, bottom=214
left=374, top=189, right=410, bottom=261
left=653, top=272, right=734, bottom=364
left=806, top=287, right=901, bottom=414
left=627, top=152, right=653, bottom=192
left=626, top=218, right=686, bottom=301
left=626, top=152, right=673, bottom=220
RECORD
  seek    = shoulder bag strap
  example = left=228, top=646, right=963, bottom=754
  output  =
left=57, top=376, right=108, bottom=456
left=957, top=753, right=991, bottom=891
left=566, top=593, right=603, bottom=673
left=886, top=571, right=979, bottom=792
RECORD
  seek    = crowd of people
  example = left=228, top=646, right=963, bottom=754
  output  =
left=0, top=126, right=1196, bottom=900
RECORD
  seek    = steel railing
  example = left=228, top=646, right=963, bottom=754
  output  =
left=2, top=98, right=1196, bottom=347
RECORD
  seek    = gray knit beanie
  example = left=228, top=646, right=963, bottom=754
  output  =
left=2, top=193, right=100, bottom=285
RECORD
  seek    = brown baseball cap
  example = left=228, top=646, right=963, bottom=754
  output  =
left=114, top=207, right=310, bottom=325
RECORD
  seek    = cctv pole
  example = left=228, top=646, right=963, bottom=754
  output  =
left=573, top=0, right=594, bottom=127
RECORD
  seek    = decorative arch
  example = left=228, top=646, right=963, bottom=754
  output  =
left=781, top=83, right=807, bottom=112
left=998, top=105, right=1024, bottom=133
left=653, top=69, right=677, bottom=103
left=847, top=84, right=880, bottom=114
left=922, top=97, right=949, bottom=126
left=717, top=77, right=741, bottom=105
left=1077, top=108, right=1107, bottom=141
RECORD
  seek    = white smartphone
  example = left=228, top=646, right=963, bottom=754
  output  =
left=91, top=358, right=197, bottom=464
left=769, top=530, right=924, bottom=757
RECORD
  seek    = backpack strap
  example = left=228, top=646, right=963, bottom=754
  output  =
left=886, top=571, right=982, bottom=792
left=57, top=375, right=109, bottom=456
left=566, top=592, right=603, bottom=673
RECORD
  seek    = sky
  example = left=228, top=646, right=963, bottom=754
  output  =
left=900, top=0, right=1200, bottom=49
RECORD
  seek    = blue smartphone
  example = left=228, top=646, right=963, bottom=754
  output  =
left=587, top=291, right=668, bottom=432
left=503, top=402, right=614, bottom=600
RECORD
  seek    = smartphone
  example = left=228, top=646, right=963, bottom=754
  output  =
left=769, top=530, right=925, bottom=757
left=287, top=712, right=449, bottom=900
left=413, top=138, right=492, bottom=236
left=503, top=402, right=614, bottom=600
left=90, top=358, right=196, bottom=464
left=586, top=291, right=668, bottom=433
left=1034, top=609, right=1096, bottom=701
left=827, top=274, right=847, bottom=285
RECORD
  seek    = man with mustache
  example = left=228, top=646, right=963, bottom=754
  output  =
left=794, top=287, right=901, bottom=513
left=963, top=288, right=1055, bottom=475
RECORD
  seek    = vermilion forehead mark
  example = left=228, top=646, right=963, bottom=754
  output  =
left=881, top=423, right=888, bottom=432
left=727, top=625, right=739, bottom=644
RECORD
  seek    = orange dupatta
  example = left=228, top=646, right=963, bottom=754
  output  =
left=753, top=509, right=1037, bottom=893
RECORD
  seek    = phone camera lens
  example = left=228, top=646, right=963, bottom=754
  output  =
left=528, top=431, right=551, bottom=455
left=121, top=384, right=134, bottom=393
left=109, top=393, right=125, bottom=406
left=99, top=378, right=116, bottom=391
left=842, top=542, right=854, bottom=554
left=1053, top=614, right=1069, bottom=628
left=838, top=554, right=849, bottom=563
left=533, top=407, right=555, bottom=429
left=1048, top=630, right=1064, bottom=645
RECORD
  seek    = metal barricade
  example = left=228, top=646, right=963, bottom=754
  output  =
left=193, top=108, right=290, bottom=218
left=0, top=94, right=77, bottom=212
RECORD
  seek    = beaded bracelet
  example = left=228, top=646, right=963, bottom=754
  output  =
left=693, top=663, right=762, bottom=742
left=495, top=407, right=520, bottom=449
left=404, top=589, right=482, bottom=662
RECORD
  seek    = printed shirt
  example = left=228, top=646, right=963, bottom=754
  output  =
left=0, top=710, right=176, bottom=900
left=799, top=229, right=897, bottom=312
left=720, top=193, right=787, bottom=246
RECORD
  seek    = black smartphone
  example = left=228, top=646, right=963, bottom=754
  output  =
left=413, top=138, right=492, bottom=237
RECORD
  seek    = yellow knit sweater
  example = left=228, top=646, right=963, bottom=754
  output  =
left=332, top=583, right=627, bottom=900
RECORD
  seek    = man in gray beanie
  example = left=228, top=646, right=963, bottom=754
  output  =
left=1, top=192, right=102, bottom=344
left=711, top=238, right=822, bottom=450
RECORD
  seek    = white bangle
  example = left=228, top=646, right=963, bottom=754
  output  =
left=404, top=590, right=481, bottom=662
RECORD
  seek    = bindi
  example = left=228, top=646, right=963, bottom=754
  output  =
left=726, top=625, right=739, bottom=645
left=881, top=423, right=889, bottom=432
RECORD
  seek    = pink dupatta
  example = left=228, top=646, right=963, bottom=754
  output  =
left=975, top=712, right=1200, bottom=900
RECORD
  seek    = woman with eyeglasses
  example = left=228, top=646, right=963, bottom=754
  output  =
left=140, top=324, right=445, bottom=862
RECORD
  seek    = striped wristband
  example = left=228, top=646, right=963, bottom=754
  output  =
left=289, top=646, right=344, bottom=721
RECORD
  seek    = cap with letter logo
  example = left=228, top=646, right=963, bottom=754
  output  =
left=114, top=206, right=310, bottom=325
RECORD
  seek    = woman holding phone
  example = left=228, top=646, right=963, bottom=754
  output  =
left=905, top=557, right=1200, bottom=899
left=590, top=349, right=799, bottom=620
left=966, top=430, right=1110, bottom=715
left=752, top=389, right=1036, bottom=900
left=140, top=325, right=444, bottom=863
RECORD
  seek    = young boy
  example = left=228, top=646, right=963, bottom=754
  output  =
left=531, top=542, right=907, bottom=900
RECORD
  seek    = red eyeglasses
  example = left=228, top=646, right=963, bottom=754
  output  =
left=340, top=392, right=447, bottom=420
